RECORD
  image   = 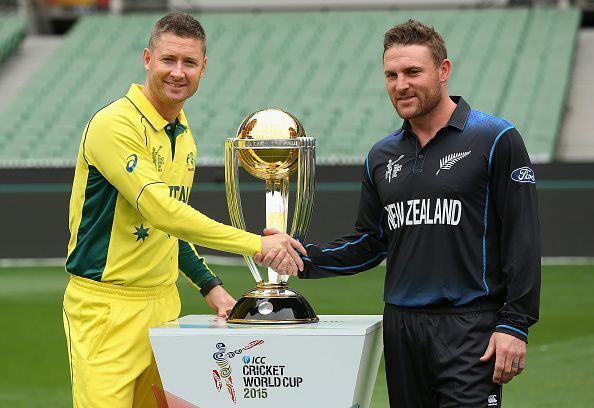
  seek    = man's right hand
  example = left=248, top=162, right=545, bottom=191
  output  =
left=260, top=228, right=307, bottom=276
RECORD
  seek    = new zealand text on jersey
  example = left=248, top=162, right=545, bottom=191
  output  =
left=385, top=198, right=462, bottom=230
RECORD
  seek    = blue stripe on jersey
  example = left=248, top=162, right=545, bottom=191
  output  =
left=378, top=209, right=385, bottom=239
left=365, top=154, right=373, bottom=186
left=321, top=234, right=369, bottom=252
left=303, top=251, right=387, bottom=270
left=482, top=126, right=514, bottom=294
left=496, top=324, right=528, bottom=338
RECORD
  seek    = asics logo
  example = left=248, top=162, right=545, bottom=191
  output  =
left=126, top=154, right=138, bottom=173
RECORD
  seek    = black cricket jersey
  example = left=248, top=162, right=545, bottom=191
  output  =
left=300, top=97, right=540, bottom=342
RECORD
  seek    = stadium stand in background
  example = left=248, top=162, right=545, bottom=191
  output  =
left=0, top=0, right=593, bottom=260
left=0, top=8, right=582, bottom=166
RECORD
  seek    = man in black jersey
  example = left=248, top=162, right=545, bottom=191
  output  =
left=255, top=19, right=540, bottom=407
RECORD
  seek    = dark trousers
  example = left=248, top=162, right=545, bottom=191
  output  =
left=383, top=302, right=503, bottom=408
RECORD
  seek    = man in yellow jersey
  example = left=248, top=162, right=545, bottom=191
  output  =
left=63, top=12, right=305, bottom=408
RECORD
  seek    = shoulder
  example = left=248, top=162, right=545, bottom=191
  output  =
left=367, top=128, right=405, bottom=163
left=466, top=109, right=515, bottom=137
left=89, top=97, right=140, bottom=128
left=83, top=97, right=148, bottom=155
left=85, top=97, right=148, bottom=145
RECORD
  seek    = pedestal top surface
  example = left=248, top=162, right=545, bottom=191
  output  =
left=150, top=314, right=382, bottom=336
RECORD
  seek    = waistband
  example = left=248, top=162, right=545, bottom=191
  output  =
left=69, top=274, right=176, bottom=301
left=386, top=297, right=502, bottom=315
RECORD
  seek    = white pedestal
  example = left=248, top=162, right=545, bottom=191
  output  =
left=149, top=315, right=383, bottom=408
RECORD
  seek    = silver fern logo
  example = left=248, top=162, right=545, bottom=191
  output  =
left=436, top=151, right=471, bottom=175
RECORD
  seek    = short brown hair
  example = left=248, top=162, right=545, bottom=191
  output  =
left=383, top=19, right=447, bottom=67
left=149, top=12, right=206, bottom=53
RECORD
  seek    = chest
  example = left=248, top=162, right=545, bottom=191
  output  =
left=146, top=129, right=197, bottom=188
left=372, top=132, right=491, bottom=206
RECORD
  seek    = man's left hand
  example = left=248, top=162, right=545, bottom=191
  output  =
left=204, top=285, right=236, bottom=318
left=480, top=332, right=526, bottom=384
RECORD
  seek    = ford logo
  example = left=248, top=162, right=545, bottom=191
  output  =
left=511, top=167, right=535, bottom=183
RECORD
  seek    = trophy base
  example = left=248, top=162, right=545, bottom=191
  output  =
left=227, top=282, right=319, bottom=324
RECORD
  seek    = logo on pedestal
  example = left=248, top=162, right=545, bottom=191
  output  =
left=212, top=340, right=264, bottom=403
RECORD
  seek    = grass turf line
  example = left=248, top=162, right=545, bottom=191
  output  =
left=0, top=265, right=592, bottom=407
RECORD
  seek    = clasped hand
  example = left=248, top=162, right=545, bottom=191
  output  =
left=257, top=228, right=306, bottom=276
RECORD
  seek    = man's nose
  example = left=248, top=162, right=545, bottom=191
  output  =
left=170, top=62, right=184, bottom=78
left=395, top=77, right=409, bottom=91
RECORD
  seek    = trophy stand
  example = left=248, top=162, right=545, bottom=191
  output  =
left=265, top=178, right=288, bottom=285
left=224, top=109, right=318, bottom=324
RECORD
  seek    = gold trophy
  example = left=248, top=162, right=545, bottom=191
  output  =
left=225, top=109, right=318, bottom=324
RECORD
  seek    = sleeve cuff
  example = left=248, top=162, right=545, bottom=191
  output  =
left=199, top=276, right=223, bottom=297
left=297, top=253, right=310, bottom=279
left=495, top=324, right=528, bottom=343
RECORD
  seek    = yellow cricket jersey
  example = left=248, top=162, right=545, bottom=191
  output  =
left=66, top=84, right=261, bottom=288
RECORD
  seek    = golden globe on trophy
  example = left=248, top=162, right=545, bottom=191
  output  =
left=224, top=109, right=318, bottom=324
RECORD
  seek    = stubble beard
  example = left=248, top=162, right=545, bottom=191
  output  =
left=394, top=82, right=442, bottom=121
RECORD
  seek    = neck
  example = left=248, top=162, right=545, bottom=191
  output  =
left=409, top=95, right=457, bottom=147
left=141, top=85, right=182, bottom=123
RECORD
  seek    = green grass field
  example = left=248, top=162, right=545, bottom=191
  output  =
left=1, top=263, right=593, bottom=407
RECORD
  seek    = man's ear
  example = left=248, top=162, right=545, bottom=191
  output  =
left=440, top=58, right=452, bottom=83
left=200, top=56, right=208, bottom=78
left=143, top=48, right=151, bottom=71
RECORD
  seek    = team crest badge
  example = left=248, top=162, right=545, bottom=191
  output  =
left=187, top=152, right=195, bottom=172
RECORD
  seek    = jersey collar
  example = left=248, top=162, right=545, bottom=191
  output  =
left=126, top=84, right=190, bottom=131
left=448, top=96, right=470, bottom=130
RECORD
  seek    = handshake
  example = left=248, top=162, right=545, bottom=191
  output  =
left=257, top=228, right=307, bottom=276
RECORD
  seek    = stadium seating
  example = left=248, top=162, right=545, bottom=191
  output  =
left=0, top=14, right=26, bottom=65
left=0, top=8, right=580, bottom=166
